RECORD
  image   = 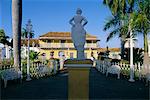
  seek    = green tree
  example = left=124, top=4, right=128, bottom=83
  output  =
left=134, top=0, right=150, bottom=65
left=21, top=27, right=35, bottom=55
left=0, top=29, right=12, bottom=59
left=103, top=0, right=137, bottom=59
left=124, top=48, right=144, bottom=64
left=21, top=28, right=34, bottom=39
left=12, top=0, right=22, bottom=71
left=29, top=50, right=40, bottom=62
left=0, top=29, right=9, bottom=45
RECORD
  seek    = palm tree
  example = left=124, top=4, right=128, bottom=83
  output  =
left=21, top=27, right=34, bottom=48
left=12, top=0, right=22, bottom=71
left=103, top=0, right=126, bottom=59
left=103, top=0, right=135, bottom=59
left=103, top=0, right=150, bottom=65
left=134, top=0, right=150, bottom=65
left=104, top=15, right=131, bottom=59
left=21, top=28, right=34, bottom=39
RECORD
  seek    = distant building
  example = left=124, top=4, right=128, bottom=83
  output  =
left=0, top=43, right=5, bottom=59
left=124, top=40, right=136, bottom=48
left=0, top=43, right=12, bottom=60
left=21, top=32, right=100, bottom=59
left=98, top=48, right=121, bottom=59
left=21, top=39, right=39, bottom=59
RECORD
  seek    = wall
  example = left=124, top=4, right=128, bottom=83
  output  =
left=39, top=49, right=98, bottom=59
left=124, top=40, right=136, bottom=48
left=39, top=39, right=98, bottom=59
left=1, top=48, right=6, bottom=59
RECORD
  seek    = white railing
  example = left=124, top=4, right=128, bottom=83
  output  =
left=95, top=60, right=150, bottom=80
left=39, top=43, right=98, bottom=48
left=1, top=60, right=59, bottom=79
left=0, top=59, right=60, bottom=87
left=25, top=60, right=59, bottom=78
left=85, top=43, right=98, bottom=48
left=0, top=65, right=14, bottom=70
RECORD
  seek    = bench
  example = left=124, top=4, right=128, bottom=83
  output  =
left=106, top=65, right=121, bottom=79
left=145, top=73, right=150, bottom=85
left=34, top=60, right=58, bottom=78
left=35, top=65, right=53, bottom=78
left=1, top=68, right=22, bottom=88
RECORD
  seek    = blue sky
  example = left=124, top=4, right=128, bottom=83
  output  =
left=0, top=0, right=146, bottom=48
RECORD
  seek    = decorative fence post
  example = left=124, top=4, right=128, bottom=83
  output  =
left=53, top=60, right=58, bottom=74
left=95, top=60, right=150, bottom=84
left=102, top=61, right=105, bottom=74
left=138, top=63, right=141, bottom=80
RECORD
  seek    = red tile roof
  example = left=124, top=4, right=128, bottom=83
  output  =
left=21, top=38, right=39, bottom=46
left=39, top=32, right=100, bottom=41
left=98, top=48, right=120, bottom=52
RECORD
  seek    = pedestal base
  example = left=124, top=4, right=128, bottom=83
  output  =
left=26, top=75, right=32, bottom=81
left=128, top=78, right=135, bottom=82
left=65, top=59, right=93, bottom=100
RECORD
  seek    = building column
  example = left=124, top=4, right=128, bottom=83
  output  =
left=5, top=45, right=9, bottom=59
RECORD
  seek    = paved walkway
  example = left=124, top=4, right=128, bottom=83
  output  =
left=1, top=68, right=149, bottom=100
left=89, top=68, right=149, bottom=99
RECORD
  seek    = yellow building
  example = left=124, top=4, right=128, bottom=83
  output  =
left=38, top=32, right=100, bottom=59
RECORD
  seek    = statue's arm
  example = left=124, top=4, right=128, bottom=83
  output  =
left=83, top=17, right=88, bottom=26
left=69, top=17, right=75, bottom=26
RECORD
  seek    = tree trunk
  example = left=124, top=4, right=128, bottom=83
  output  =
left=120, top=20, right=126, bottom=59
left=12, top=0, right=22, bottom=71
left=120, top=37, right=125, bottom=59
left=143, top=31, right=149, bottom=65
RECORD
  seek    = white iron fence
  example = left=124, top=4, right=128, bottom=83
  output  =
left=95, top=60, right=150, bottom=80
left=0, top=59, right=60, bottom=88
left=0, top=59, right=59, bottom=80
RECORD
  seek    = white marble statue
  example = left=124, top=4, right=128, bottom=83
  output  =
left=69, top=8, right=88, bottom=59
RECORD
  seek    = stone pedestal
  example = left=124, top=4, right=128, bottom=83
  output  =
left=65, top=59, right=93, bottom=100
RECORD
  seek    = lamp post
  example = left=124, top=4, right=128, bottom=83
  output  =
left=128, top=20, right=135, bottom=82
left=26, top=19, right=32, bottom=81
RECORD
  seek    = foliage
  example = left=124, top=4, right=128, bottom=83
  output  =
left=133, top=0, right=150, bottom=53
left=103, top=0, right=150, bottom=61
left=0, top=59, right=14, bottom=66
left=0, top=29, right=10, bottom=45
left=21, top=28, right=34, bottom=38
left=103, top=0, right=136, bottom=59
left=21, top=64, right=27, bottom=78
left=104, top=16, right=129, bottom=42
left=124, top=48, right=144, bottom=64
left=29, top=50, right=40, bottom=62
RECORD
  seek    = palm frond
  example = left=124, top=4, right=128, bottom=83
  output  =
left=22, top=28, right=35, bottom=38
left=106, top=28, right=120, bottom=42
left=103, top=16, right=120, bottom=31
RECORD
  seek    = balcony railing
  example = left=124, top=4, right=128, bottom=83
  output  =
left=39, top=43, right=98, bottom=49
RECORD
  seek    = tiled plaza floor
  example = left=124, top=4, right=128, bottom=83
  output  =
left=1, top=68, right=149, bottom=100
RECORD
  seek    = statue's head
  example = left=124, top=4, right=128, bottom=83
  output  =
left=76, top=8, right=82, bottom=15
